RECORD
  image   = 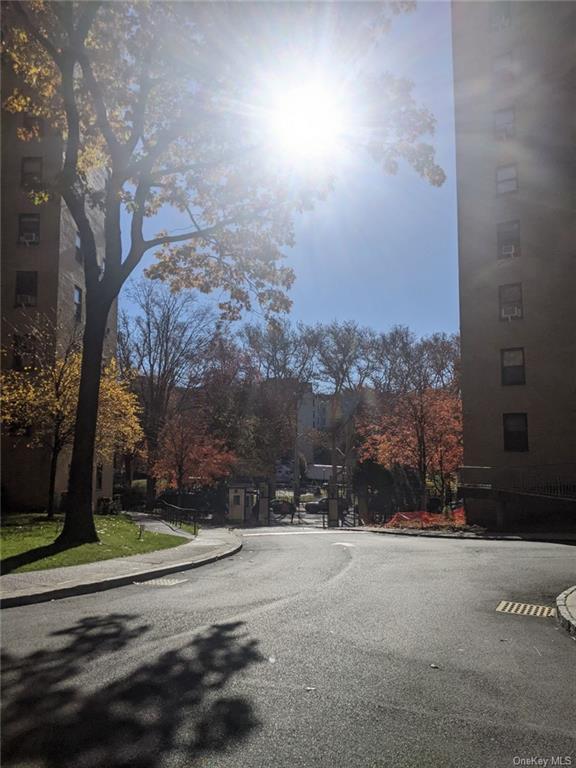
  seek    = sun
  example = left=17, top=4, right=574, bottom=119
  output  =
left=265, top=81, right=346, bottom=161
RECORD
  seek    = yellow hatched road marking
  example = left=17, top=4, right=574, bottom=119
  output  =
left=496, top=600, right=556, bottom=618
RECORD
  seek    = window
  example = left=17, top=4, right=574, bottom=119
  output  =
left=21, top=157, right=43, bottom=187
left=497, top=220, right=521, bottom=259
left=75, top=231, right=83, bottom=263
left=74, top=286, right=83, bottom=322
left=493, top=52, right=516, bottom=84
left=22, top=115, right=44, bottom=136
left=494, top=108, right=515, bottom=139
left=96, top=463, right=103, bottom=491
left=18, top=214, right=40, bottom=245
left=496, top=164, right=518, bottom=194
left=12, top=333, right=36, bottom=370
left=22, top=114, right=44, bottom=138
left=15, top=271, right=38, bottom=307
left=499, top=283, right=523, bottom=320
left=501, top=348, right=525, bottom=385
left=491, top=1, right=511, bottom=30
left=503, top=413, right=528, bottom=451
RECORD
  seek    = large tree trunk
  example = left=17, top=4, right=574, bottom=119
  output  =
left=46, top=435, right=59, bottom=521
left=58, top=302, right=109, bottom=544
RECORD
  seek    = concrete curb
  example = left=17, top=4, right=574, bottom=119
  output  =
left=0, top=534, right=242, bottom=610
left=555, top=585, right=576, bottom=638
left=354, top=527, right=576, bottom=542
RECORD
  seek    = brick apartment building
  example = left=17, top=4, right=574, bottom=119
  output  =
left=452, top=1, right=576, bottom=528
left=1, top=69, right=117, bottom=511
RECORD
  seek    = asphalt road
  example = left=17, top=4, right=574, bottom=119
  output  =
left=2, top=530, right=575, bottom=768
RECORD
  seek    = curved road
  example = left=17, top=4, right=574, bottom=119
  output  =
left=2, top=529, right=575, bottom=768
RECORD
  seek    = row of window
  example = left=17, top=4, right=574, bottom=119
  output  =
left=491, top=1, right=512, bottom=31
left=21, top=157, right=43, bottom=186
left=496, top=163, right=518, bottom=195
left=492, top=51, right=519, bottom=85
left=491, top=9, right=529, bottom=452
left=13, top=270, right=83, bottom=321
left=17, top=213, right=83, bottom=262
left=503, top=413, right=528, bottom=452
left=499, top=282, right=522, bottom=320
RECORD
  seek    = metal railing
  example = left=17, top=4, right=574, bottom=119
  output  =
left=459, top=463, right=576, bottom=501
left=156, top=500, right=199, bottom=535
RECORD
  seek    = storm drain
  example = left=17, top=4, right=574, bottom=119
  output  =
left=134, top=578, right=187, bottom=587
left=496, top=600, right=556, bottom=618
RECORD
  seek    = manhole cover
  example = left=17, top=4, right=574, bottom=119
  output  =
left=496, top=600, right=556, bottom=618
left=134, top=578, right=187, bottom=587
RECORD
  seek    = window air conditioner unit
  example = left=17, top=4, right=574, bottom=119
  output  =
left=501, top=244, right=517, bottom=257
left=502, top=306, right=521, bottom=320
left=15, top=294, right=31, bottom=306
left=21, top=233, right=38, bottom=245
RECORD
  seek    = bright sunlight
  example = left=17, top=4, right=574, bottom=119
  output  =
left=265, top=80, right=346, bottom=161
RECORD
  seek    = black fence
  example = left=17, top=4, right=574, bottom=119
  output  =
left=154, top=500, right=200, bottom=535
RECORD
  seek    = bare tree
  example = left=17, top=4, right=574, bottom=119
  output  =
left=242, top=321, right=320, bottom=502
left=118, top=281, right=217, bottom=506
left=315, top=321, right=376, bottom=507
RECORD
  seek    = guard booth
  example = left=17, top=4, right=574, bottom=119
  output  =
left=228, top=482, right=270, bottom=525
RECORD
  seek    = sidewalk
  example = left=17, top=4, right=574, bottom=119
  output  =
left=0, top=525, right=241, bottom=609
left=125, top=510, right=197, bottom=538
left=360, top=526, right=576, bottom=542
left=556, top=586, right=576, bottom=638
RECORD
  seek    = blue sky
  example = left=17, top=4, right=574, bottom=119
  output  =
left=121, top=2, right=458, bottom=338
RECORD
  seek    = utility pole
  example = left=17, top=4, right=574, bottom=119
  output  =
left=328, top=392, right=339, bottom=527
left=293, top=417, right=300, bottom=509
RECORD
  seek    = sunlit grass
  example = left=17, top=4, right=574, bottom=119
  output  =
left=1, top=513, right=187, bottom=573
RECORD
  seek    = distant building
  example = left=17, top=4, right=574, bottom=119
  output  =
left=1, top=68, right=117, bottom=511
left=452, top=1, right=576, bottom=527
left=296, top=386, right=361, bottom=465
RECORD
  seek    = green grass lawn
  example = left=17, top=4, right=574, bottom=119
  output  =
left=0, top=513, right=188, bottom=574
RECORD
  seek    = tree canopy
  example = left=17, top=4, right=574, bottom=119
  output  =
left=2, top=1, right=445, bottom=542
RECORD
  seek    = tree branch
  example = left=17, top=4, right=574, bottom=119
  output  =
left=125, top=43, right=157, bottom=157
left=74, top=2, right=101, bottom=44
left=142, top=220, right=237, bottom=252
left=77, top=49, right=120, bottom=163
left=11, top=1, right=62, bottom=65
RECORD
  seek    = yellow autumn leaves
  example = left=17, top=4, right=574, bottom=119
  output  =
left=1, top=353, right=143, bottom=460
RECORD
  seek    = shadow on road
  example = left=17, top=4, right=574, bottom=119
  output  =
left=1, top=613, right=262, bottom=767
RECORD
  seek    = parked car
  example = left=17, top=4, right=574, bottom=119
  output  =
left=269, top=498, right=286, bottom=514
left=305, top=497, right=348, bottom=514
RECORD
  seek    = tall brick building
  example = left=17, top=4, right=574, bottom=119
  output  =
left=1, top=71, right=117, bottom=511
left=452, top=1, right=576, bottom=528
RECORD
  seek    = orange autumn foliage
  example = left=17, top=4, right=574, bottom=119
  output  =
left=360, top=388, right=463, bottom=492
left=152, top=412, right=236, bottom=491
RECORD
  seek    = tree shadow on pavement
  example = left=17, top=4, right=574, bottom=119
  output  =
left=1, top=613, right=262, bottom=768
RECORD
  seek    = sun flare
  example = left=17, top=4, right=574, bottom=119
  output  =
left=266, top=81, right=345, bottom=161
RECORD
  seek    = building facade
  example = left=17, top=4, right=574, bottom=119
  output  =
left=452, top=1, right=576, bottom=528
left=1, top=77, right=117, bottom=511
